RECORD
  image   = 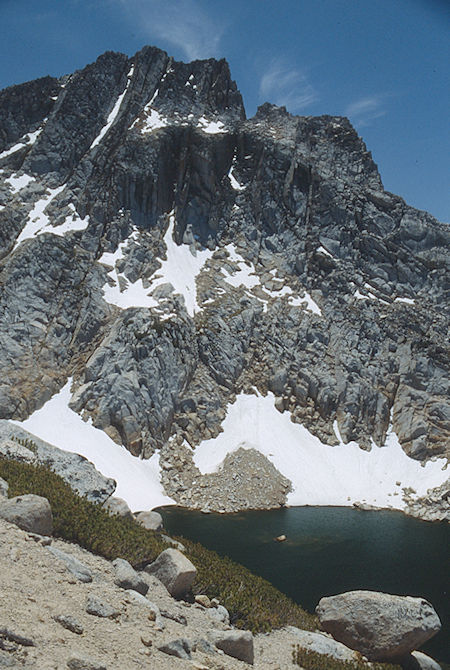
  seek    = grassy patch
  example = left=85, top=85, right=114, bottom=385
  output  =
left=292, top=647, right=402, bottom=670
left=0, top=455, right=316, bottom=633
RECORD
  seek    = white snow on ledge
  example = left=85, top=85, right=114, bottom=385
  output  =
left=0, top=127, right=43, bottom=159
left=13, top=187, right=89, bottom=250
left=196, top=116, right=226, bottom=134
left=5, top=173, right=35, bottom=193
left=149, top=213, right=213, bottom=316
left=192, top=392, right=448, bottom=510
left=11, top=381, right=174, bottom=512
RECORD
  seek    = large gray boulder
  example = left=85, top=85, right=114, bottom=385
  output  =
left=0, top=494, right=52, bottom=535
left=112, top=557, right=148, bottom=595
left=316, top=590, right=441, bottom=661
left=103, top=496, right=133, bottom=519
left=135, top=510, right=163, bottom=530
left=209, top=630, right=254, bottom=665
left=0, top=424, right=116, bottom=504
left=144, top=548, right=196, bottom=598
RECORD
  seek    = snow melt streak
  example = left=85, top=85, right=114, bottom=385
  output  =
left=90, top=65, right=134, bottom=149
left=192, top=392, right=448, bottom=510
left=11, top=381, right=174, bottom=511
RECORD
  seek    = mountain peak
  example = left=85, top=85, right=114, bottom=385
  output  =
left=0, top=45, right=448, bottom=518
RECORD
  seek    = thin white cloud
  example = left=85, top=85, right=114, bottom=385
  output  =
left=259, top=59, right=318, bottom=112
left=113, top=0, right=223, bottom=61
left=345, top=95, right=386, bottom=127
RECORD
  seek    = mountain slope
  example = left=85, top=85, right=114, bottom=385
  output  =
left=0, top=45, right=448, bottom=515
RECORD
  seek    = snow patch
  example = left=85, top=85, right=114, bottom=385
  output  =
left=0, top=126, right=43, bottom=159
left=221, top=245, right=322, bottom=315
left=52, top=210, right=90, bottom=237
left=394, top=297, right=415, bottom=305
left=134, top=108, right=170, bottom=133
left=149, top=213, right=213, bottom=316
left=317, top=245, right=333, bottom=257
left=100, top=232, right=160, bottom=310
left=193, top=392, right=448, bottom=509
left=197, top=116, right=226, bottom=134
left=288, top=291, right=322, bottom=315
left=228, top=166, right=245, bottom=191
left=5, top=173, right=35, bottom=193
left=90, top=65, right=134, bottom=149
left=13, top=185, right=66, bottom=250
left=11, top=381, right=174, bottom=511
left=222, top=245, right=260, bottom=290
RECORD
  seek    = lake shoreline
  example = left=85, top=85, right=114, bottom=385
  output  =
left=156, top=504, right=450, bottom=663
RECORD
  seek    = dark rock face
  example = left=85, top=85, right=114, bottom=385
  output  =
left=0, top=46, right=448, bottom=505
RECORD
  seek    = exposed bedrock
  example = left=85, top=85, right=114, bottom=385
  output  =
left=0, top=44, right=448, bottom=503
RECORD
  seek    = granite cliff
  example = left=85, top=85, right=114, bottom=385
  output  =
left=0, top=46, right=448, bottom=516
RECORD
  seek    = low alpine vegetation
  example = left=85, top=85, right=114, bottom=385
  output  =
left=0, top=455, right=316, bottom=633
left=292, top=646, right=402, bottom=670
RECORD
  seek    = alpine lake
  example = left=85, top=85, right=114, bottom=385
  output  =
left=156, top=505, right=450, bottom=663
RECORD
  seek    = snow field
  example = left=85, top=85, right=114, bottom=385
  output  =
left=10, top=385, right=447, bottom=514
left=192, top=391, right=448, bottom=510
left=11, top=381, right=174, bottom=512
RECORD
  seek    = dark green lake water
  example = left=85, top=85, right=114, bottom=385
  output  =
left=157, top=506, right=450, bottom=662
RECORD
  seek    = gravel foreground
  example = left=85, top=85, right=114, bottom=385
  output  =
left=0, top=517, right=306, bottom=669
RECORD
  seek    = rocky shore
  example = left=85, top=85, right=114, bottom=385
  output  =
left=0, top=483, right=444, bottom=670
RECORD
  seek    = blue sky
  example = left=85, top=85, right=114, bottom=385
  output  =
left=1, top=0, right=448, bottom=222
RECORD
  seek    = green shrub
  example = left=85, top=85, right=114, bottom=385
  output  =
left=292, top=646, right=402, bottom=670
left=0, top=455, right=316, bottom=633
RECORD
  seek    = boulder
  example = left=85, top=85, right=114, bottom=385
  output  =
left=103, top=496, right=133, bottom=519
left=135, top=510, right=163, bottom=530
left=48, top=546, right=92, bottom=583
left=0, top=424, right=116, bottom=504
left=207, top=604, right=230, bottom=625
left=195, top=594, right=211, bottom=608
left=316, top=590, right=441, bottom=661
left=285, top=627, right=360, bottom=662
left=67, top=656, right=107, bottom=670
left=157, top=638, right=192, bottom=660
left=53, top=615, right=83, bottom=635
left=160, top=608, right=187, bottom=625
left=0, top=494, right=52, bottom=535
left=112, top=557, right=149, bottom=595
left=85, top=595, right=120, bottom=619
left=0, top=439, right=36, bottom=464
left=144, top=548, right=196, bottom=598
left=123, top=590, right=164, bottom=629
left=209, top=630, right=254, bottom=665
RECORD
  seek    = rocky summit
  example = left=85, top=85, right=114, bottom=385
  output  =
left=0, top=45, right=448, bottom=517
